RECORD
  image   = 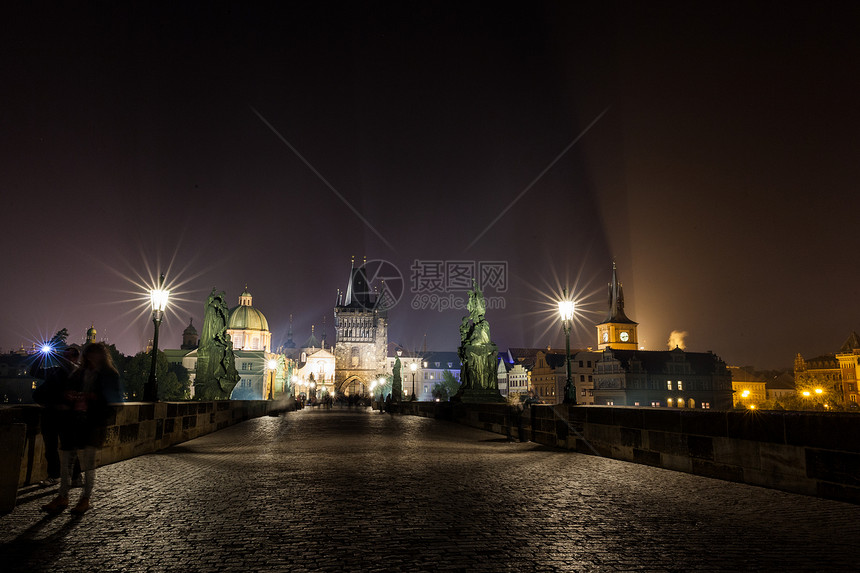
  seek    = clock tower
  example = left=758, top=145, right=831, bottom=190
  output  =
left=596, top=262, right=638, bottom=350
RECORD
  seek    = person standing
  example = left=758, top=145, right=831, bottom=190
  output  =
left=31, top=345, right=82, bottom=487
left=42, top=343, right=117, bottom=515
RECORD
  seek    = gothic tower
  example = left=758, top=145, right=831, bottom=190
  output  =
left=333, top=257, right=388, bottom=394
left=596, top=262, right=639, bottom=350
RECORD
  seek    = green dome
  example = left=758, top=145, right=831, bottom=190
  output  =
left=228, top=304, right=269, bottom=331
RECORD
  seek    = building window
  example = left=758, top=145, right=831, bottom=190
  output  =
left=606, top=400, right=614, bottom=406
left=580, top=375, right=585, bottom=382
left=587, top=361, right=592, bottom=368
left=651, top=401, right=661, bottom=407
left=851, top=395, right=857, bottom=402
left=588, top=375, right=592, bottom=382
left=634, top=401, right=640, bottom=406
left=677, top=380, right=683, bottom=391
left=581, top=389, right=586, bottom=396
left=667, top=397, right=674, bottom=406
left=578, top=361, right=583, bottom=367
left=667, top=380, right=672, bottom=390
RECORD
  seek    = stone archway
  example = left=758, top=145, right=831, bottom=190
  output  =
left=336, top=375, right=368, bottom=397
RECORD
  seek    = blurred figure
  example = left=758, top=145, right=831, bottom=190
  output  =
left=42, top=343, right=117, bottom=515
left=31, top=346, right=81, bottom=487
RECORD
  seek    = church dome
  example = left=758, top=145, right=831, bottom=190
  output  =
left=227, top=288, right=269, bottom=331
left=228, top=305, right=269, bottom=331
left=183, top=319, right=198, bottom=336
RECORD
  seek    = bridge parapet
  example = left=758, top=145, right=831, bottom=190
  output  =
left=399, top=402, right=860, bottom=504
left=1, top=400, right=276, bottom=490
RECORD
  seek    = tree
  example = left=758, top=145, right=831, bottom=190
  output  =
left=432, top=370, right=460, bottom=402
left=124, top=350, right=189, bottom=401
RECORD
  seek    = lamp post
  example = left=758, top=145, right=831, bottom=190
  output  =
left=144, top=273, right=169, bottom=402
left=267, top=359, right=277, bottom=400
left=291, top=375, right=298, bottom=397
left=410, top=362, right=418, bottom=401
left=558, top=288, right=576, bottom=405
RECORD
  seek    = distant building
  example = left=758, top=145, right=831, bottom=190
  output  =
left=729, top=366, right=767, bottom=408
left=589, top=262, right=733, bottom=409
left=181, top=318, right=199, bottom=350
left=333, top=259, right=388, bottom=396
left=569, top=350, right=601, bottom=405
left=836, top=332, right=860, bottom=408
left=593, top=348, right=733, bottom=409
left=0, top=352, right=38, bottom=403
left=596, top=262, right=638, bottom=351
left=766, top=371, right=796, bottom=402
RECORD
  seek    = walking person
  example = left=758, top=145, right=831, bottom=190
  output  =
left=42, top=343, right=117, bottom=515
left=31, top=345, right=82, bottom=487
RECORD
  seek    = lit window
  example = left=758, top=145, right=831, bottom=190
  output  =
left=667, top=381, right=672, bottom=390
left=581, top=389, right=586, bottom=396
left=677, top=381, right=683, bottom=390
left=634, top=402, right=640, bottom=406
left=606, top=400, right=614, bottom=406
left=851, top=395, right=857, bottom=402
left=667, top=397, right=674, bottom=406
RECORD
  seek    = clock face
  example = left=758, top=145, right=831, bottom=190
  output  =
left=602, top=332, right=609, bottom=342
left=620, top=332, right=630, bottom=342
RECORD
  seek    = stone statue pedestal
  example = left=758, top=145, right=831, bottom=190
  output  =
left=454, top=388, right=505, bottom=403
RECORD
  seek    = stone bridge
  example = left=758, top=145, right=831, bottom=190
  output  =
left=1, top=406, right=859, bottom=571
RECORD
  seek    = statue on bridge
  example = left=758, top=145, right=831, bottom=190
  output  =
left=454, top=280, right=504, bottom=403
left=391, top=356, right=403, bottom=402
left=195, top=288, right=240, bottom=400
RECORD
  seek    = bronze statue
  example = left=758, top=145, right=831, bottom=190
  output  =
left=195, top=288, right=240, bottom=399
left=455, top=281, right=504, bottom=402
left=392, top=356, right=403, bottom=402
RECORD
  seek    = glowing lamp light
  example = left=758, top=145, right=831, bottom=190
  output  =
left=802, top=391, right=811, bottom=397
left=150, top=286, right=169, bottom=314
left=267, top=359, right=277, bottom=370
left=291, top=375, right=298, bottom=383
left=410, top=362, right=417, bottom=372
left=749, top=404, right=756, bottom=410
left=814, top=388, right=823, bottom=394
left=40, top=344, right=53, bottom=354
left=310, top=381, right=316, bottom=388
left=557, top=298, right=575, bottom=322
left=741, top=390, right=750, bottom=398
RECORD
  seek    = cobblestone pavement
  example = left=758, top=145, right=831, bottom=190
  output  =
left=2, top=408, right=859, bottom=572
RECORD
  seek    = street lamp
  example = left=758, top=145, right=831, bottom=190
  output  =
left=558, top=288, right=576, bottom=405
left=267, top=359, right=277, bottom=400
left=410, top=362, right=417, bottom=401
left=291, top=375, right=298, bottom=397
left=144, top=273, right=169, bottom=402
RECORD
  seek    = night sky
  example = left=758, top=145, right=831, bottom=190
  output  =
left=3, top=2, right=859, bottom=368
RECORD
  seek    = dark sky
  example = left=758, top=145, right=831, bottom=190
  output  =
left=2, top=2, right=859, bottom=368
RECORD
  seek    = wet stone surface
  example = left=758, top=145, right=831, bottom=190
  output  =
left=2, top=408, right=859, bottom=572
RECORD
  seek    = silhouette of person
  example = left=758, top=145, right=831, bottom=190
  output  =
left=42, top=343, right=118, bottom=515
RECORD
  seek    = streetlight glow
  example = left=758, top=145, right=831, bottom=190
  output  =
left=814, top=388, right=823, bottom=394
left=557, top=298, right=575, bottom=322
left=802, top=390, right=811, bottom=397
left=150, top=285, right=170, bottom=314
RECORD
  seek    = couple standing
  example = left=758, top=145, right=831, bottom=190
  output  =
left=32, top=342, right=119, bottom=515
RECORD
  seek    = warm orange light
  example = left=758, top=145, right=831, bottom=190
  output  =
left=814, top=388, right=823, bottom=394
left=802, top=391, right=811, bottom=397
left=749, top=404, right=756, bottom=410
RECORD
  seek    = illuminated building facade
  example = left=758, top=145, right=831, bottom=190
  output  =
left=728, top=366, right=767, bottom=407
left=596, top=262, right=638, bottom=351
left=333, top=259, right=388, bottom=396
